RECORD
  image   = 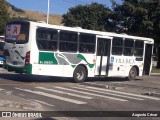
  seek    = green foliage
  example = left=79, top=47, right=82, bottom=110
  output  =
left=112, top=0, right=160, bottom=44
left=0, top=0, right=10, bottom=35
left=62, top=3, right=113, bottom=31
left=152, top=67, right=160, bottom=73
left=112, top=0, right=152, bottom=37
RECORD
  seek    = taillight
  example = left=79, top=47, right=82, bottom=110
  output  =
left=25, top=51, right=30, bottom=65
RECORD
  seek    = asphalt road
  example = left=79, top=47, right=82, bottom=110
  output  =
left=0, top=67, right=160, bottom=120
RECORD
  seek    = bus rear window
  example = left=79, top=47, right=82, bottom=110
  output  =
left=5, top=21, right=29, bottom=44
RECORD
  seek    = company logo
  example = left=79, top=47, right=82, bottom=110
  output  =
left=2, top=112, right=11, bottom=117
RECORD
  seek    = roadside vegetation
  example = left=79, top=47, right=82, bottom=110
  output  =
left=152, top=67, right=160, bottom=73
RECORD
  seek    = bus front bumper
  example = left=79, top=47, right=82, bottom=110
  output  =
left=3, top=63, right=32, bottom=74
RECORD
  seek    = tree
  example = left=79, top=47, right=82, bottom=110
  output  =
left=148, top=0, right=160, bottom=68
left=0, top=0, right=10, bottom=35
left=111, top=0, right=153, bottom=36
left=62, top=3, right=113, bottom=31
left=112, top=0, right=160, bottom=68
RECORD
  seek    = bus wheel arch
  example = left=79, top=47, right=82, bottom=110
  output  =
left=128, top=66, right=139, bottom=80
left=73, top=64, right=88, bottom=83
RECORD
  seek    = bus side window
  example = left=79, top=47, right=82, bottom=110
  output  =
left=59, top=30, right=78, bottom=52
left=79, top=44, right=88, bottom=53
left=79, top=33, right=96, bottom=53
left=134, top=40, right=144, bottom=56
left=36, top=28, right=58, bottom=51
left=48, top=41, right=57, bottom=51
left=38, top=42, right=44, bottom=49
left=60, top=42, right=68, bottom=51
left=112, top=37, right=123, bottom=55
left=63, top=42, right=69, bottom=51
left=37, top=40, right=45, bottom=49
left=123, top=38, right=134, bottom=56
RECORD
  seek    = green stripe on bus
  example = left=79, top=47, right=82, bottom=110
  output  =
left=77, top=54, right=94, bottom=68
left=39, top=52, right=58, bottom=64
left=71, top=64, right=76, bottom=68
left=3, top=63, right=32, bottom=74
left=25, top=64, right=32, bottom=74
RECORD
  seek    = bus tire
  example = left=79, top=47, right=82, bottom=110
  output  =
left=128, top=67, right=137, bottom=80
left=73, top=66, right=87, bottom=83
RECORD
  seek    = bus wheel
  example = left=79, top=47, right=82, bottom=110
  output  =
left=128, top=67, right=137, bottom=80
left=73, top=66, right=87, bottom=83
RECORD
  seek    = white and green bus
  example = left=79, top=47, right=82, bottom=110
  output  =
left=4, top=20, right=154, bottom=82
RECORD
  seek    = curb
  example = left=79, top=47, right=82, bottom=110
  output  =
left=81, top=82, right=117, bottom=90
left=82, top=81, right=160, bottom=92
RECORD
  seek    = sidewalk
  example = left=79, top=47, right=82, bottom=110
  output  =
left=81, top=74, right=160, bottom=96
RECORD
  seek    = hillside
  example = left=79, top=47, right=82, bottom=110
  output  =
left=6, top=1, right=62, bottom=25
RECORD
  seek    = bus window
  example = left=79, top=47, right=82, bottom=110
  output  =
left=59, top=42, right=77, bottom=52
left=124, top=38, right=134, bottom=56
left=134, top=40, right=144, bottom=56
left=36, top=28, right=58, bottom=51
left=112, top=37, right=123, bottom=55
left=79, top=33, right=96, bottom=53
left=59, top=31, right=78, bottom=52
left=5, top=21, right=29, bottom=44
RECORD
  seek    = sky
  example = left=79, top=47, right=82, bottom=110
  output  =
left=6, top=0, right=122, bottom=15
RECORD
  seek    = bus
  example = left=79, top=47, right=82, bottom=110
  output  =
left=3, top=20, right=154, bottom=82
left=0, top=36, right=4, bottom=65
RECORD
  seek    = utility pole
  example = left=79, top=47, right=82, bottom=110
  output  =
left=47, top=0, right=50, bottom=24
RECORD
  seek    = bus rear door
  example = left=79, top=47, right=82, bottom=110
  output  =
left=95, top=36, right=112, bottom=76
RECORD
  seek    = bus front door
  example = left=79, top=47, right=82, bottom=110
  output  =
left=143, top=44, right=152, bottom=75
left=95, top=37, right=111, bottom=76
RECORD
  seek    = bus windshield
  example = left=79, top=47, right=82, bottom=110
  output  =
left=5, top=21, right=30, bottom=44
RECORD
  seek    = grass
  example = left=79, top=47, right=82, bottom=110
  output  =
left=152, top=67, right=160, bottom=73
